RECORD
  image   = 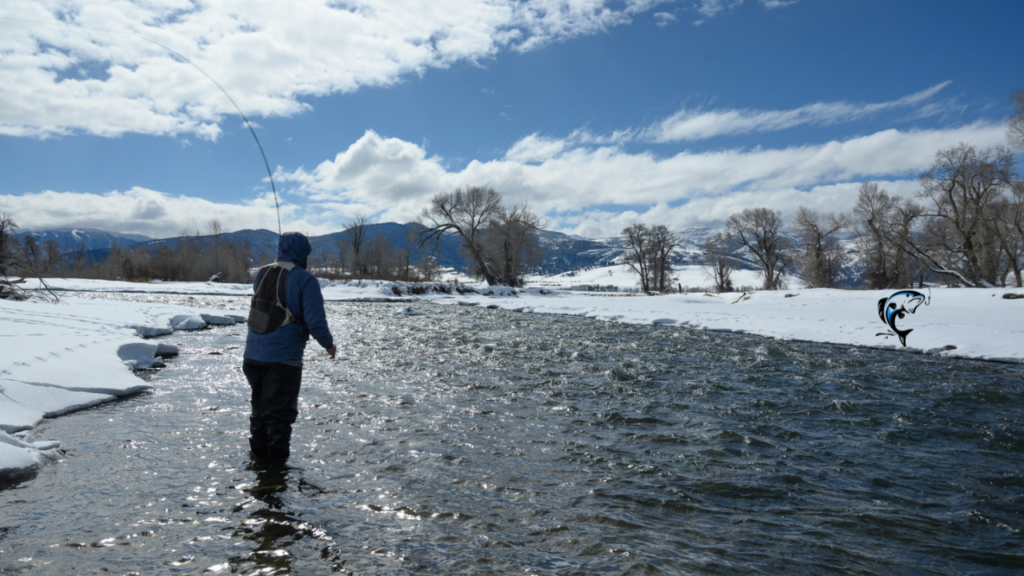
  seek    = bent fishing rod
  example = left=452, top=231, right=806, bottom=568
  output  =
left=2, top=16, right=283, bottom=236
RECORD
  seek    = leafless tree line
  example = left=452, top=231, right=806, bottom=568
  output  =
left=637, top=92, right=1024, bottom=293
left=420, top=186, right=545, bottom=286
left=708, top=143, right=1023, bottom=292
left=87, top=222, right=254, bottom=283
left=0, top=217, right=254, bottom=285
left=856, top=144, right=1023, bottom=288
left=309, top=216, right=440, bottom=282
left=0, top=212, right=61, bottom=300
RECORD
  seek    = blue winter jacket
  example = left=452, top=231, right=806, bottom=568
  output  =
left=243, top=233, right=334, bottom=363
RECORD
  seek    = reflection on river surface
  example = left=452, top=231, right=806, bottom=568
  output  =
left=1, top=294, right=1023, bottom=574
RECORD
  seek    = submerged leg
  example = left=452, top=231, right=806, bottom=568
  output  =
left=243, top=362, right=269, bottom=457
left=259, top=363, right=303, bottom=466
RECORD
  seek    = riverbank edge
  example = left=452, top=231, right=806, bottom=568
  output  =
left=0, top=296, right=248, bottom=480
left=414, top=286, right=1024, bottom=366
left=3, top=281, right=1021, bottom=481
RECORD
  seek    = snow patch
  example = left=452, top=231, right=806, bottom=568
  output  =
left=171, top=314, right=207, bottom=330
left=0, top=430, right=62, bottom=479
left=133, top=325, right=173, bottom=338
left=0, top=293, right=246, bottom=478
left=201, top=313, right=243, bottom=325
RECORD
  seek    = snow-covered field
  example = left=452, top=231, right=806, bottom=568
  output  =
left=2, top=275, right=1022, bottom=478
left=527, top=263, right=791, bottom=292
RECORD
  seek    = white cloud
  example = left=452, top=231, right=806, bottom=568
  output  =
left=0, top=187, right=336, bottom=239
left=0, top=0, right=670, bottom=139
left=691, top=0, right=796, bottom=24
left=759, top=0, right=798, bottom=9
left=653, top=12, right=677, bottom=27
left=274, top=120, right=1008, bottom=232
left=643, top=82, right=953, bottom=142
left=504, top=133, right=567, bottom=163
left=4, top=120, right=1007, bottom=238
left=694, top=0, right=742, bottom=20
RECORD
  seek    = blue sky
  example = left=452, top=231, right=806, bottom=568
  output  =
left=1, top=0, right=1021, bottom=238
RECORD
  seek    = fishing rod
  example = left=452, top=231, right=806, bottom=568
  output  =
left=2, top=16, right=283, bottom=236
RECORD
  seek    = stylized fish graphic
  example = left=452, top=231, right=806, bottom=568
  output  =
left=877, top=290, right=928, bottom=346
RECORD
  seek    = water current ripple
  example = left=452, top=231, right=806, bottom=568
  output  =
left=1, top=293, right=1022, bottom=574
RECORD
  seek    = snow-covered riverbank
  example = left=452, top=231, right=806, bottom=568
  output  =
left=0, top=291, right=246, bottom=478
left=447, top=286, right=1024, bottom=363
left=2, top=277, right=1022, bottom=478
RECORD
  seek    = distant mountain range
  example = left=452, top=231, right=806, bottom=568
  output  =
left=20, top=223, right=864, bottom=285
left=14, top=228, right=153, bottom=252
left=61, top=223, right=630, bottom=275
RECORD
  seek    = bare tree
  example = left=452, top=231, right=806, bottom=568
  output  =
left=362, top=233, right=398, bottom=278
left=647, top=225, right=681, bottom=292
left=726, top=207, right=790, bottom=290
left=995, top=180, right=1024, bottom=287
left=207, top=219, right=224, bottom=276
left=400, top=225, right=421, bottom=281
left=483, top=204, right=545, bottom=287
left=793, top=206, right=849, bottom=288
left=20, top=235, right=41, bottom=272
left=70, top=239, right=88, bottom=275
left=43, top=239, right=63, bottom=274
left=334, top=237, right=351, bottom=277
left=417, top=253, right=439, bottom=281
left=0, top=212, right=17, bottom=277
left=0, top=217, right=60, bottom=301
left=176, top=228, right=199, bottom=280
left=622, top=223, right=652, bottom=292
left=911, top=143, right=1016, bottom=287
left=702, top=232, right=734, bottom=292
left=1009, top=89, right=1024, bottom=151
left=344, top=214, right=370, bottom=275
left=853, top=183, right=917, bottom=288
left=421, top=186, right=504, bottom=285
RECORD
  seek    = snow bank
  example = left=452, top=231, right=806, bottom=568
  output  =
left=0, top=431, right=62, bottom=477
left=437, top=286, right=1024, bottom=364
left=526, top=263, right=794, bottom=293
left=0, top=295, right=244, bottom=479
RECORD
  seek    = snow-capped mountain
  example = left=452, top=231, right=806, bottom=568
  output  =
left=14, top=228, right=153, bottom=252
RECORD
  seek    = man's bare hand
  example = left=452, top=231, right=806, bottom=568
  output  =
left=326, top=346, right=337, bottom=359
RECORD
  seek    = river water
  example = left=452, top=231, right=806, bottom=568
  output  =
left=1, top=294, right=1023, bottom=575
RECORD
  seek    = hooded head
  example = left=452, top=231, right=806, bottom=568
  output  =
left=277, top=232, right=312, bottom=269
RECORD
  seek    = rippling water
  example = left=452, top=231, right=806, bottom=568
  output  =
left=2, top=294, right=1023, bottom=575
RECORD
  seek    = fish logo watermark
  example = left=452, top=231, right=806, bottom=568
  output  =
left=876, top=289, right=930, bottom=347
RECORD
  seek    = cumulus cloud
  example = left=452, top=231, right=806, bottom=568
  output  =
left=3, top=119, right=1007, bottom=238
left=273, top=120, right=1007, bottom=234
left=0, top=187, right=337, bottom=239
left=0, top=0, right=670, bottom=139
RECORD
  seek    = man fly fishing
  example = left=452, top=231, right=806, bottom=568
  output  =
left=243, top=232, right=336, bottom=467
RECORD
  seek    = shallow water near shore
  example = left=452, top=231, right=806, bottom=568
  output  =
left=2, top=294, right=1023, bottom=574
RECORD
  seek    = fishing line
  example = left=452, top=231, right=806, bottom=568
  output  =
left=1, top=15, right=283, bottom=236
